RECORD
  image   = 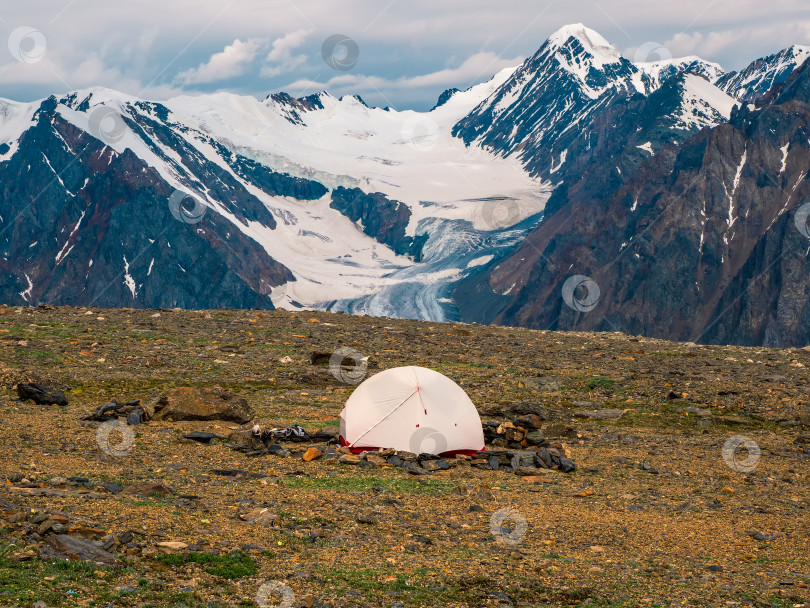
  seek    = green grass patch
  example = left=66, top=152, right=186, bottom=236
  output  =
left=155, top=552, right=257, bottom=579
left=13, top=348, right=63, bottom=362
left=565, top=375, right=616, bottom=391
left=314, top=566, right=444, bottom=604
left=118, top=499, right=153, bottom=507
left=0, top=545, right=114, bottom=606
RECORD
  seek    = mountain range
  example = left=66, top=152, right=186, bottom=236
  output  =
left=1, top=24, right=809, bottom=346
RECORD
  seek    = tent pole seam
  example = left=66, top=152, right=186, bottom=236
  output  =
left=351, top=386, right=419, bottom=445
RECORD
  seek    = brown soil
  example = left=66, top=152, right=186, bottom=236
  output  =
left=0, top=305, right=808, bottom=608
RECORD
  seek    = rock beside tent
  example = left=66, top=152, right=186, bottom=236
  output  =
left=151, top=387, right=255, bottom=423
left=483, top=417, right=548, bottom=450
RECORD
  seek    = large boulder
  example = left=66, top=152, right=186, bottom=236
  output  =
left=225, top=427, right=265, bottom=452
left=17, top=382, right=68, bottom=406
left=151, top=387, right=254, bottom=423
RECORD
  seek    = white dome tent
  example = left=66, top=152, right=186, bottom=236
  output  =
left=339, top=366, right=485, bottom=455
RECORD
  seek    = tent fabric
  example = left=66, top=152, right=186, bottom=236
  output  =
left=338, top=366, right=485, bottom=455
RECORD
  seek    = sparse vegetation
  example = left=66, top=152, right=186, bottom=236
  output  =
left=0, top=306, right=807, bottom=607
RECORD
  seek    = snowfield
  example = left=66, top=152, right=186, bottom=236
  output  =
left=46, top=74, right=550, bottom=320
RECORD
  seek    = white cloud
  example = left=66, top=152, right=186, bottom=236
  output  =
left=176, top=38, right=265, bottom=85
left=284, top=51, right=520, bottom=107
left=663, top=23, right=810, bottom=62
left=261, top=29, right=313, bottom=78
left=0, top=0, right=808, bottom=108
left=265, top=29, right=312, bottom=63
left=397, top=52, right=520, bottom=89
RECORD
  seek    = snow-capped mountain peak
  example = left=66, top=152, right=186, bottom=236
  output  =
left=537, top=24, right=635, bottom=100
left=453, top=24, right=736, bottom=180
left=635, top=56, right=726, bottom=91
left=547, top=23, right=623, bottom=70
left=787, top=45, right=810, bottom=62
left=718, top=44, right=810, bottom=102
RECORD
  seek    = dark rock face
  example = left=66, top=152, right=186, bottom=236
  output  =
left=265, top=92, right=325, bottom=125
left=329, top=187, right=427, bottom=260
left=226, top=153, right=328, bottom=200
left=431, top=88, right=460, bottom=111
left=540, top=72, right=726, bottom=218
left=456, top=60, right=810, bottom=347
left=0, top=96, right=292, bottom=309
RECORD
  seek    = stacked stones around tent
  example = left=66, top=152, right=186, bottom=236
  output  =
left=225, top=413, right=576, bottom=474
left=477, top=414, right=576, bottom=473
left=328, top=446, right=575, bottom=475
left=483, top=414, right=547, bottom=449
left=226, top=430, right=575, bottom=475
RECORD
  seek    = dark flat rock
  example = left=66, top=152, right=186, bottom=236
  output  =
left=183, top=432, right=223, bottom=443
left=17, top=383, right=68, bottom=406
left=39, top=534, right=120, bottom=566
left=209, top=468, right=265, bottom=478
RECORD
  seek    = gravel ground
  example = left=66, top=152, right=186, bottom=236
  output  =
left=0, top=305, right=808, bottom=608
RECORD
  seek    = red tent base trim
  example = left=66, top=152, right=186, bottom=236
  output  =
left=339, top=436, right=483, bottom=457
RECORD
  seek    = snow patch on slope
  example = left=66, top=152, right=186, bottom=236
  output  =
left=675, top=74, right=738, bottom=130
left=0, top=99, right=37, bottom=155
left=19, top=273, right=33, bottom=302
left=123, top=255, right=137, bottom=298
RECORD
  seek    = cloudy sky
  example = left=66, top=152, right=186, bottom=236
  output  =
left=1, top=0, right=809, bottom=110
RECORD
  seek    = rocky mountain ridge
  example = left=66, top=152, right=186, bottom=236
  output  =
left=455, top=58, right=810, bottom=347
left=1, top=24, right=809, bottom=345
